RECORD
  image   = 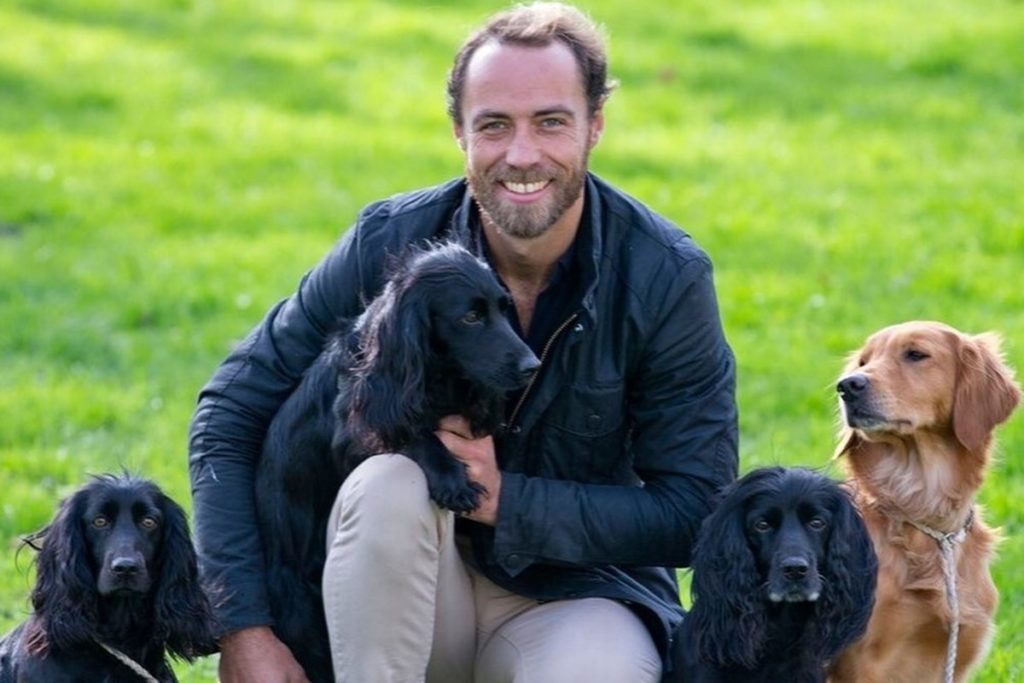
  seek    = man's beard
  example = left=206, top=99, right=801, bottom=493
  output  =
left=467, top=154, right=588, bottom=239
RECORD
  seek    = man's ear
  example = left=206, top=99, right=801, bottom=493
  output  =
left=454, top=123, right=466, bottom=151
left=588, top=109, right=605, bottom=149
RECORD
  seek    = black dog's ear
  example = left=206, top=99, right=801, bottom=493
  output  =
left=689, top=480, right=767, bottom=669
left=26, top=489, right=98, bottom=654
left=348, top=280, right=432, bottom=449
left=152, top=492, right=217, bottom=660
left=817, top=487, right=877, bottom=659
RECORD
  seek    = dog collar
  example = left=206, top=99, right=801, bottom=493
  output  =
left=94, top=639, right=160, bottom=683
left=907, top=506, right=974, bottom=546
left=906, top=506, right=975, bottom=683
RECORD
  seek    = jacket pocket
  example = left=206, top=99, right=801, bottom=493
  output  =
left=538, top=384, right=630, bottom=482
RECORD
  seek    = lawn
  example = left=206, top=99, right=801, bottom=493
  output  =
left=1, top=0, right=1022, bottom=680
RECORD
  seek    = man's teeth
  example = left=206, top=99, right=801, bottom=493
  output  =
left=504, top=181, right=547, bottom=194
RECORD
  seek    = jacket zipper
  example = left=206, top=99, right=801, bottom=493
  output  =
left=507, top=312, right=580, bottom=428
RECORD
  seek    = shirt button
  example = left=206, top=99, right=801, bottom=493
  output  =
left=586, top=414, right=602, bottom=430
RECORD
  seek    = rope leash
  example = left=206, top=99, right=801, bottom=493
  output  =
left=908, top=508, right=974, bottom=683
left=94, top=639, right=161, bottom=683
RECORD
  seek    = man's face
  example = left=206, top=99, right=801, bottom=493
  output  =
left=455, top=40, right=603, bottom=240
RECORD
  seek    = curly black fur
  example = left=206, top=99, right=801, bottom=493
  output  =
left=677, top=467, right=877, bottom=683
left=253, top=241, right=539, bottom=681
left=0, top=474, right=216, bottom=683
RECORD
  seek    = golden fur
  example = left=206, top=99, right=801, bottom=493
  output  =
left=828, top=321, right=1020, bottom=683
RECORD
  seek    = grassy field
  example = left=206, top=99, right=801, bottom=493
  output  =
left=1, top=0, right=1022, bottom=679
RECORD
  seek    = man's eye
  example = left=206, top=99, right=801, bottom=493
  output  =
left=540, top=117, right=565, bottom=128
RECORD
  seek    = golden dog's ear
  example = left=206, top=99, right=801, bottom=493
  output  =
left=953, top=332, right=1022, bottom=451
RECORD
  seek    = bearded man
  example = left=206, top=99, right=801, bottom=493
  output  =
left=189, top=3, right=737, bottom=682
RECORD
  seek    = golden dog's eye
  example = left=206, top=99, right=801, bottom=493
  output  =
left=904, top=349, right=930, bottom=362
left=91, top=517, right=109, bottom=529
left=140, top=516, right=158, bottom=530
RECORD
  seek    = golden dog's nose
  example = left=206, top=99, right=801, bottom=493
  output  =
left=837, top=373, right=869, bottom=399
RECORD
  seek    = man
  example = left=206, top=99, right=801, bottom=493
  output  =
left=189, top=3, right=737, bottom=682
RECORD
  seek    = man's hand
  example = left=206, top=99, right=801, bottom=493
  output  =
left=218, top=626, right=311, bottom=683
left=436, top=415, right=501, bottom=525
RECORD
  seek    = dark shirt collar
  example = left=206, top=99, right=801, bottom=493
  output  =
left=466, top=202, right=586, bottom=355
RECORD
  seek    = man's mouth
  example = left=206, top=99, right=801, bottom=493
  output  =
left=501, top=180, right=549, bottom=195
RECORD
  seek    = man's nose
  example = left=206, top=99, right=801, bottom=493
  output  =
left=504, top=127, right=542, bottom=168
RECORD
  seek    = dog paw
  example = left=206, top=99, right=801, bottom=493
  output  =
left=431, top=480, right=485, bottom=513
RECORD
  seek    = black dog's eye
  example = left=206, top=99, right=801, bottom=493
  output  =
left=904, top=348, right=930, bottom=362
left=140, top=516, right=158, bottom=530
left=807, top=517, right=827, bottom=531
left=753, top=519, right=772, bottom=533
left=461, top=310, right=482, bottom=325
left=91, top=516, right=109, bottom=529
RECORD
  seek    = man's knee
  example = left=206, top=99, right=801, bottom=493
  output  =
left=344, top=453, right=430, bottom=509
left=477, top=599, right=662, bottom=683
left=536, top=601, right=660, bottom=682
left=327, top=453, right=442, bottom=550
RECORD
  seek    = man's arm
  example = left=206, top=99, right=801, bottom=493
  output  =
left=187, top=220, right=375, bottom=635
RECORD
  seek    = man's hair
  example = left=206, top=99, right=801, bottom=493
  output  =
left=446, top=2, right=617, bottom=125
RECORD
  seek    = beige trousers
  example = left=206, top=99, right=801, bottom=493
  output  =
left=322, top=454, right=662, bottom=683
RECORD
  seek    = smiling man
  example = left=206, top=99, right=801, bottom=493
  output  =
left=189, top=3, right=737, bottom=682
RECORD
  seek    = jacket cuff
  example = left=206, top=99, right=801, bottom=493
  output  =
left=207, top=578, right=275, bottom=638
left=492, top=471, right=534, bottom=576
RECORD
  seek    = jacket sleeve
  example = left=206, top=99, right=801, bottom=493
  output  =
left=492, top=255, right=738, bottom=575
left=187, top=209, right=384, bottom=635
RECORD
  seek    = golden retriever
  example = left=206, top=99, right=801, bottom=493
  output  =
left=827, top=321, right=1020, bottom=683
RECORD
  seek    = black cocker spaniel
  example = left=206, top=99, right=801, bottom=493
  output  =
left=254, top=241, right=540, bottom=681
left=0, top=474, right=215, bottom=683
left=676, top=466, right=877, bottom=683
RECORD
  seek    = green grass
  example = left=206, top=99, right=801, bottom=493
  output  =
left=2, top=0, right=1023, bottom=679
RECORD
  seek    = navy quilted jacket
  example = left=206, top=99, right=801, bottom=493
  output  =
left=188, top=173, right=738, bottom=672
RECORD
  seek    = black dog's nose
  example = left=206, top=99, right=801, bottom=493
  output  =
left=111, top=556, right=141, bottom=576
left=837, top=373, right=869, bottom=399
left=781, top=557, right=810, bottom=581
left=519, top=356, right=542, bottom=383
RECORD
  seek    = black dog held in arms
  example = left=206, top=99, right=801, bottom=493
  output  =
left=0, top=474, right=215, bottom=683
left=677, top=467, right=877, bottom=683
left=255, top=241, right=540, bottom=681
